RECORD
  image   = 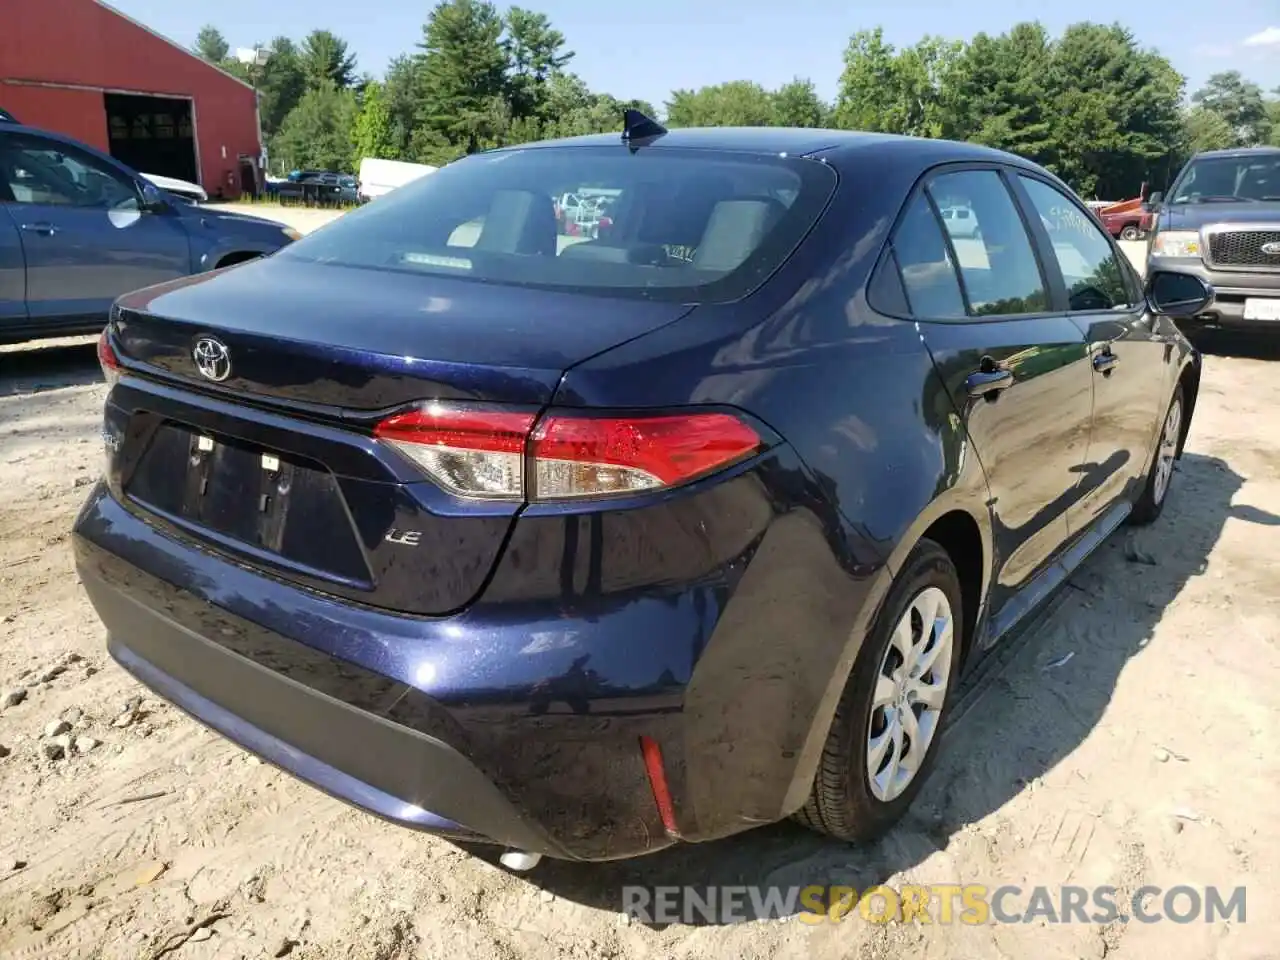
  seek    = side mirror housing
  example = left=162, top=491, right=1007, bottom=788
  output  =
left=139, top=180, right=168, bottom=213
left=1147, top=190, right=1164, bottom=212
left=1146, top=270, right=1213, bottom=318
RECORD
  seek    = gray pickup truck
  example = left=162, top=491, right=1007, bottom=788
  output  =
left=1146, top=146, right=1280, bottom=331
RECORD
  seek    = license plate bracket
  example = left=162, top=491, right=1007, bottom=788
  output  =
left=184, top=433, right=295, bottom=551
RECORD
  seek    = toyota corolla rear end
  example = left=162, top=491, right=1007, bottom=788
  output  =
left=72, top=138, right=855, bottom=862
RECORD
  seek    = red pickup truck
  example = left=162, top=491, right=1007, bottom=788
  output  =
left=1096, top=185, right=1154, bottom=241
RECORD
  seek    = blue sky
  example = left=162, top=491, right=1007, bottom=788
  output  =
left=110, top=0, right=1280, bottom=111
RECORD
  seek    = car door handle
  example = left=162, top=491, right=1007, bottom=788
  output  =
left=1093, top=351, right=1119, bottom=374
left=20, top=222, right=57, bottom=237
left=965, top=369, right=1014, bottom=398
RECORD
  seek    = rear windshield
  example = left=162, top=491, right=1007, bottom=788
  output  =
left=279, top=145, right=837, bottom=302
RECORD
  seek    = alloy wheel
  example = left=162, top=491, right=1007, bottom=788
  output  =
left=1153, top=395, right=1182, bottom=506
left=866, top=585, right=955, bottom=802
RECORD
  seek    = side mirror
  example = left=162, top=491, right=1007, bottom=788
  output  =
left=1146, top=271, right=1212, bottom=318
left=1147, top=191, right=1164, bottom=212
left=139, top=181, right=167, bottom=212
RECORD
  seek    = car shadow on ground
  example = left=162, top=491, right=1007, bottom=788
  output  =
left=0, top=339, right=101, bottom=398
left=462, top=452, right=1279, bottom=925
left=1185, top=329, right=1280, bottom=362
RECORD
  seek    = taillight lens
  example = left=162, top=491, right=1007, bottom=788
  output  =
left=531, top=412, right=761, bottom=499
left=97, top=329, right=121, bottom=388
left=373, top=404, right=537, bottom=500
left=373, top=404, right=762, bottom=502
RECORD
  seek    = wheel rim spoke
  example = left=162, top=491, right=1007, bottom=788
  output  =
left=1154, top=398, right=1181, bottom=504
left=873, top=674, right=897, bottom=710
left=866, top=585, right=955, bottom=802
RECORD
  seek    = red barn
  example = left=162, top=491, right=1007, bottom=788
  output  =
left=0, top=0, right=262, bottom=199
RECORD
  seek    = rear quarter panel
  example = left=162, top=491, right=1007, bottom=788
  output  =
left=553, top=148, right=994, bottom=830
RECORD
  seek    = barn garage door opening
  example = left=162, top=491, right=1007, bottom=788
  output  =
left=104, top=93, right=197, bottom=184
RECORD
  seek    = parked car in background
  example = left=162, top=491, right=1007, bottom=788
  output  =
left=357, top=157, right=437, bottom=203
left=2, top=105, right=209, bottom=206
left=0, top=122, right=299, bottom=344
left=1147, top=146, right=1280, bottom=332
left=939, top=203, right=980, bottom=239
left=1096, top=188, right=1154, bottom=240
left=76, top=119, right=1206, bottom=869
left=274, top=170, right=348, bottom=206
left=140, top=172, right=208, bottom=204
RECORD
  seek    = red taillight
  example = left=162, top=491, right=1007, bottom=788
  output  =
left=97, top=329, right=121, bottom=388
left=373, top=405, right=537, bottom=500
left=373, top=404, right=762, bottom=502
left=531, top=412, right=761, bottom=499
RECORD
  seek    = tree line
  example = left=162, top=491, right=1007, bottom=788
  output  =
left=195, top=4, right=1280, bottom=198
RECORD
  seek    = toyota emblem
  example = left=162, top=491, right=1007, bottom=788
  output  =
left=192, top=337, right=232, bottom=382
left=1261, top=241, right=1280, bottom=257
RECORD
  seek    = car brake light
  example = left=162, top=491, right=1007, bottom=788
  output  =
left=97, top=330, right=121, bottom=388
left=373, top=405, right=537, bottom=500
left=373, top=405, right=762, bottom=501
left=530, top=412, right=761, bottom=499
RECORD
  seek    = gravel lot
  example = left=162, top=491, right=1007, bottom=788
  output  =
left=1, top=208, right=1278, bottom=959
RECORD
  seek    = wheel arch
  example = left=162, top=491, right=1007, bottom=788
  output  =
left=1175, top=351, right=1202, bottom=458
left=214, top=250, right=264, bottom=270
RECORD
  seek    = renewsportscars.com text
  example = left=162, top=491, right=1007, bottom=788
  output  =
left=621, top=884, right=1247, bottom=926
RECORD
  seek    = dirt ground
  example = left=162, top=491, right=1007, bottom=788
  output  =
left=1, top=214, right=1279, bottom=959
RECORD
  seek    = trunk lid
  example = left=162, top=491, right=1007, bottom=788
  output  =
left=107, top=256, right=693, bottom=615
left=114, top=256, right=691, bottom=408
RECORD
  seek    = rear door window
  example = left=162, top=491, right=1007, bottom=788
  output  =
left=280, top=146, right=837, bottom=303
left=926, top=170, right=1050, bottom=316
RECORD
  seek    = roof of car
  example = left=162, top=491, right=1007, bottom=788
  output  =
left=1191, top=145, right=1280, bottom=160
left=499, top=126, right=1038, bottom=168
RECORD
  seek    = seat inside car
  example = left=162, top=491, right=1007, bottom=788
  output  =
left=474, top=189, right=558, bottom=256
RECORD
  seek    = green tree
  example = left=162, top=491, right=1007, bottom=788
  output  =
left=773, top=78, right=829, bottom=127
left=833, top=28, right=900, bottom=131
left=1192, top=71, right=1272, bottom=146
left=194, top=25, right=230, bottom=64
left=503, top=7, right=573, bottom=121
left=833, top=30, right=961, bottom=136
left=947, top=24, right=1056, bottom=158
left=1184, top=105, right=1237, bottom=153
left=381, top=55, right=424, bottom=158
left=416, top=0, right=510, bottom=153
left=666, top=81, right=778, bottom=127
left=351, top=81, right=400, bottom=162
left=258, top=37, right=307, bottom=138
left=300, top=30, right=358, bottom=90
left=1045, top=23, right=1184, bottom=197
left=272, top=82, right=359, bottom=172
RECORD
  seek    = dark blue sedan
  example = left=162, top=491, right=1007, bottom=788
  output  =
left=73, top=115, right=1206, bottom=867
left=0, top=122, right=298, bottom=344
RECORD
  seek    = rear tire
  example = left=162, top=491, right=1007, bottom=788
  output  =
left=1129, top=383, right=1184, bottom=526
left=794, top=539, right=964, bottom=842
left=1120, top=224, right=1140, bottom=241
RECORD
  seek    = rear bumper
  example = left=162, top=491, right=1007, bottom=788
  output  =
left=1150, top=255, right=1280, bottom=330
left=105, top=631, right=552, bottom=853
left=73, top=464, right=885, bottom=860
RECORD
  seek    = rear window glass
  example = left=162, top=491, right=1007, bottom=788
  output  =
left=279, top=146, right=837, bottom=303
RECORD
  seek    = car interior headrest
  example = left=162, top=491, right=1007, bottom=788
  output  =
left=474, top=190, right=557, bottom=256
left=693, top=198, right=786, bottom=272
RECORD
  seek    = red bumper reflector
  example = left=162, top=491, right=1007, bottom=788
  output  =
left=639, top=735, right=679, bottom=836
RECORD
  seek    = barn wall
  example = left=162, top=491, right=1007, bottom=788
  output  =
left=0, top=84, right=109, bottom=152
left=0, top=0, right=261, bottom=197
